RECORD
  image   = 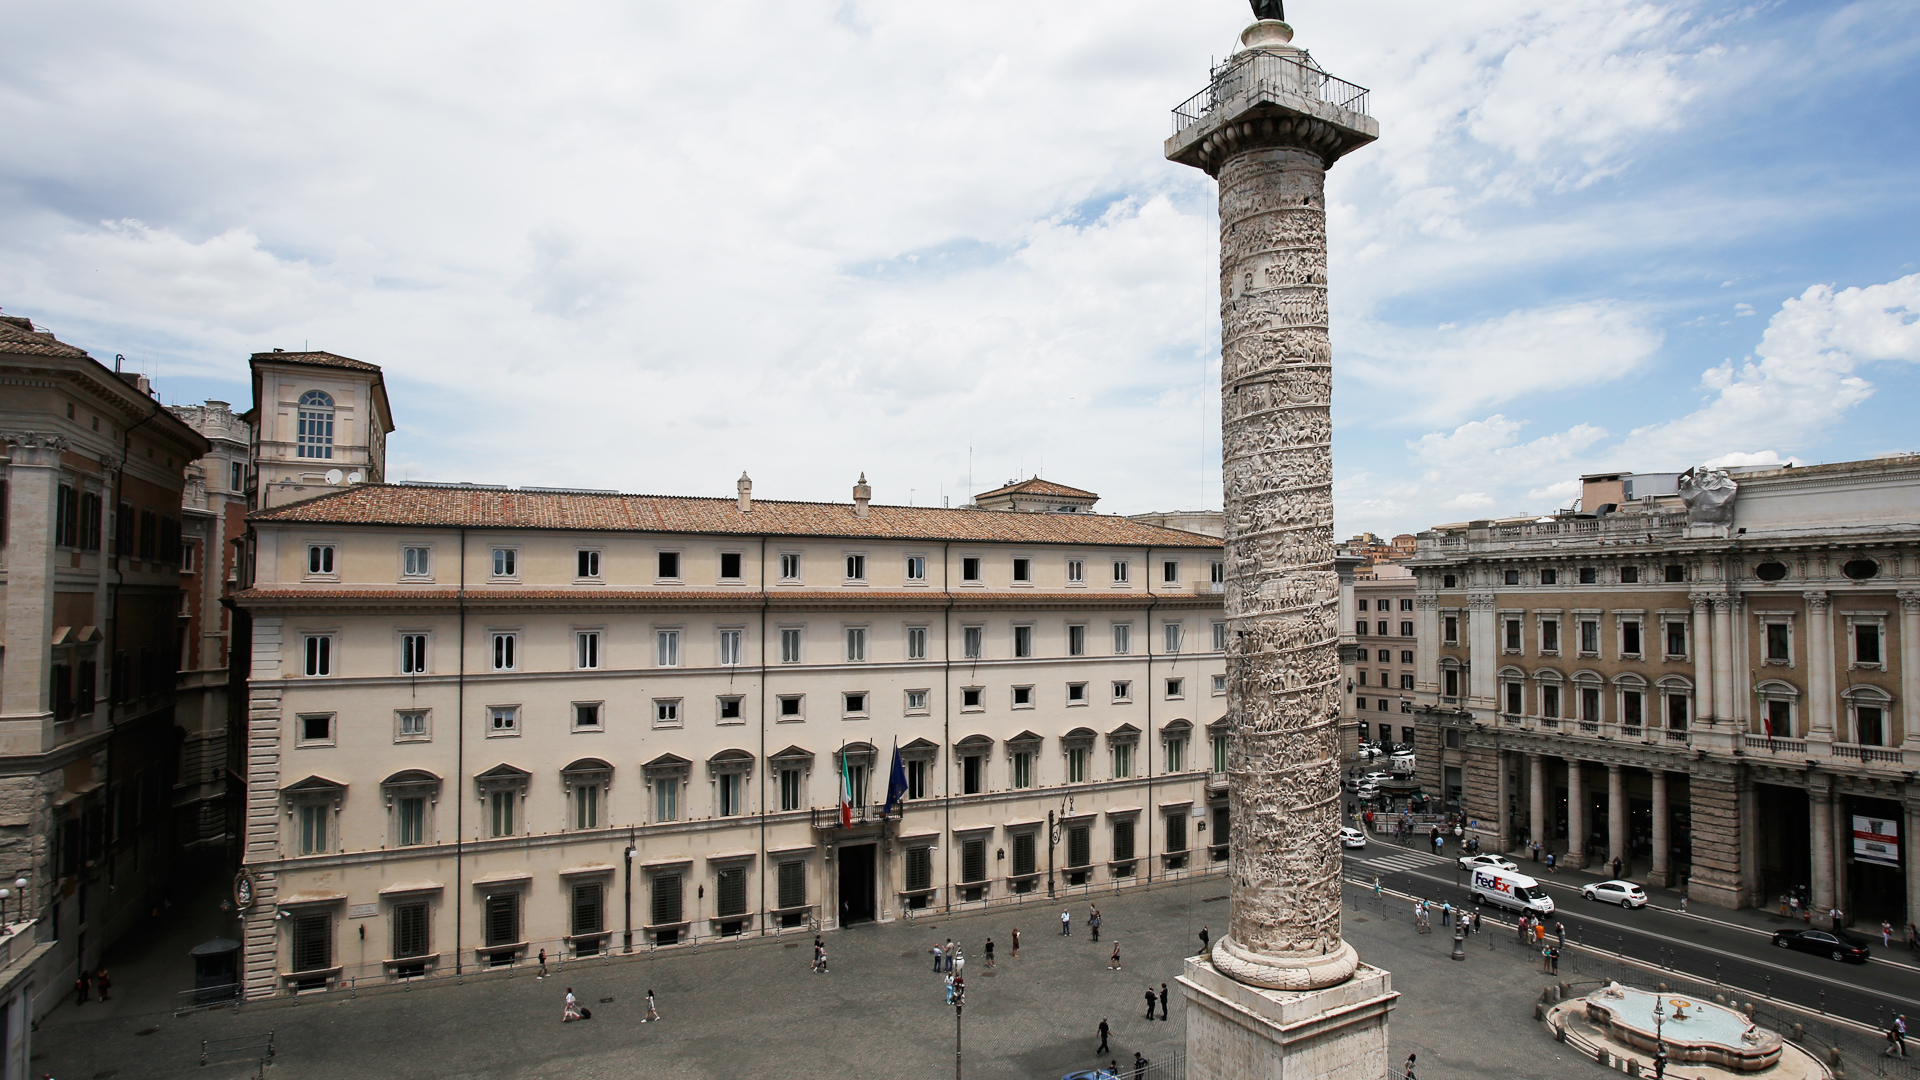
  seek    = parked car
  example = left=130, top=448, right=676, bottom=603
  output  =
left=1581, top=880, right=1648, bottom=908
left=1457, top=853, right=1518, bottom=872
left=1339, top=826, right=1367, bottom=849
left=1360, top=771, right=1392, bottom=785
left=1771, top=928, right=1870, bottom=963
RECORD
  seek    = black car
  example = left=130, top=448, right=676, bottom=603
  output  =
left=1771, top=928, right=1870, bottom=963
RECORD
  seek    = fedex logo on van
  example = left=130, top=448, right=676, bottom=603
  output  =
left=1472, top=869, right=1512, bottom=895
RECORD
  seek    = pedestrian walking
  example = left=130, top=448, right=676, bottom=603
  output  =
left=1883, top=921, right=1893, bottom=948
left=1612, top=856, right=1623, bottom=880
left=813, top=943, right=829, bottom=973
left=1550, top=946, right=1560, bottom=975
left=953, top=948, right=965, bottom=976
left=96, top=969, right=111, bottom=1002
left=1471, top=910, right=1482, bottom=934
left=1198, top=925, right=1210, bottom=955
left=1110, top=942, right=1122, bottom=970
left=1440, top=902, right=1452, bottom=927
left=74, top=970, right=90, bottom=1005
left=945, top=973, right=956, bottom=1004
left=1788, top=894, right=1799, bottom=920
left=562, top=987, right=580, bottom=1022
left=1679, top=894, right=1688, bottom=915
left=1090, top=906, right=1103, bottom=943
left=1545, top=851, right=1556, bottom=874
left=1531, top=841, right=1541, bottom=863
left=1012, top=928, right=1021, bottom=958
left=1097, top=1018, right=1111, bottom=1055
left=1144, top=985, right=1157, bottom=1019
left=985, top=937, right=995, bottom=968
left=1831, top=907, right=1844, bottom=931
left=1517, top=915, right=1530, bottom=945
left=1134, top=1051, right=1151, bottom=1076
left=1555, top=922, right=1566, bottom=950
left=537, top=948, right=548, bottom=979
left=1159, top=983, right=1169, bottom=1021
left=1404, top=1052, right=1417, bottom=1080
left=945, top=939, right=956, bottom=972
left=1894, top=1015, right=1909, bottom=1058
left=644, top=989, right=660, bottom=1022
left=1372, top=876, right=1381, bottom=899
left=932, top=943, right=944, bottom=972
left=1062, top=910, right=1072, bottom=936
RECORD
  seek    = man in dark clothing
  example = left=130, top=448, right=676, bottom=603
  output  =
left=1612, top=856, right=1623, bottom=880
left=1097, top=1018, right=1110, bottom=1055
left=1198, top=926, right=1210, bottom=955
left=1133, top=1052, right=1150, bottom=1076
left=1145, top=986, right=1157, bottom=1019
left=1159, top=983, right=1170, bottom=1020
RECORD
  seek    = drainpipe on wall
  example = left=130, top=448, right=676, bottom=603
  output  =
left=454, top=528, right=466, bottom=974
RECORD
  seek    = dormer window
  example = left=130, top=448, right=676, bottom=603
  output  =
left=296, top=390, right=335, bottom=459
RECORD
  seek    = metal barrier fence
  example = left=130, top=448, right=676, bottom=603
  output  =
left=1081, top=1050, right=1185, bottom=1080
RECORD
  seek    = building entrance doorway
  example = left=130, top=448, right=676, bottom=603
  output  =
left=837, top=843, right=876, bottom=925
left=1844, top=795, right=1905, bottom=927
left=1755, top=783, right=1811, bottom=904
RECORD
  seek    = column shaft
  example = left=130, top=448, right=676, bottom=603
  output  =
left=1567, top=761, right=1588, bottom=870
left=1468, top=595, right=1497, bottom=706
left=1907, top=797, right=1920, bottom=936
left=1900, top=593, right=1920, bottom=748
left=1691, top=595, right=1715, bottom=723
left=1494, top=749, right=1512, bottom=852
left=1415, top=595, right=1440, bottom=699
left=1529, top=753, right=1546, bottom=858
left=1608, top=764, right=1627, bottom=872
left=1, top=434, right=65, bottom=722
left=1810, top=783, right=1835, bottom=912
left=1712, top=598, right=1735, bottom=723
left=1807, top=593, right=1836, bottom=736
left=1649, top=770, right=1671, bottom=888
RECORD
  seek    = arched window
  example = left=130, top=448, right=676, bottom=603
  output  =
left=1841, top=685, right=1894, bottom=747
left=297, top=390, right=335, bottom=459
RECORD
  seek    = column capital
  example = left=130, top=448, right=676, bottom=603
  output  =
left=1414, top=593, right=1439, bottom=610
left=1467, top=593, right=1496, bottom=612
left=1803, top=591, right=1831, bottom=613
left=1898, top=591, right=1920, bottom=615
left=1711, top=594, right=1738, bottom=613
left=1, top=430, right=68, bottom=467
left=1689, top=592, right=1714, bottom=611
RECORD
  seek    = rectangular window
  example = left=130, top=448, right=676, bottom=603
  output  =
left=779, top=695, right=803, bottom=719
left=1540, top=569, right=1558, bottom=585
left=1067, top=825, right=1091, bottom=868
left=961, top=557, right=982, bottom=582
left=1665, top=621, right=1687, bottom=657
left=576, top=631, right=600, bottom=670
left=484, top=893, right=519, bottom=949
left=1444, top=669, right=1460, bottom=697
left=657, top=551, right=680, bottom=579
left=1857, top=706, right=1885, bottom=745
left=1012, top=557, right=1032, bottom=583
left=1504, top=619, right=1521, bottom=651
left=1400, top=621, right=1413, bottom=636
left=779, top=553, right=800, bottom=581
left=489, top=706, right=518, bottom=735
left=576, top=550, right=600, bottom=579
left=1112, top=680, right=1131, bottom=701
left=1112, top=819, right=1137, bottom=865
left=307, top=545, right=335, bottom=575
left=1766, top=623, right=1790, bottom=662
left=296, top=404, right=334, bottom=461
left=1622, top=620, right=1642, bottom=656
left=907, top=759, right=928, bottom=800
left=781, top=628, right=802, bottom=664
left=576, top=783, right=602, bottom=829
left=491, top=548, right=516, bottom=577
left=650, top=874, right=682, bottom=926
left=655, top=780, right=679, bottom=823
left=656, top=630, right=680, bottom=667
left=298, top=713, right=333, bottom=745
left=654, top=699, right=682, bottom=727
left=291, top=911, right=332, bottom=974
left=1505, top=682, right=1523, bottom=715
left=393, top=900, right=429, bottom=958
left=845, top=627, right=866, bottom=662
left=1165, top=678, right=1184, bottom=699
left=718, top=696, right=743, bottom=722
left=1166, top=814, right=1188, bottom=853
left=1766, top=699, right=1792, bottom=736
left=1112, top=624, right=1131, bottom=655
left=718, top=773, right=744, bottom=817
left=961, top=838, right=987, bottom=884
left=1621, top=565, right=1640, bottom=584
left=1013, top=625, right=1032, bottom=657
left=1579, top=620, right=1599, bottom=654
left=403, top=546, right=431, bottom=577
left=1579, top=567, right=1597, bottom=584
left=906, top=689, right=929, bottom=713
left=571, top=881, right=605, bottom=940
left=400, top=634, right=428, bottom=675
left=906, top=626, right=927, bottom=660
left=962, top=755, right=983, bottom=794
left=1443, top=616, right=1458, bottom=644
left=1012, top=832, right=1037, bottom=877
left=1067, top=624, right=1086, bottom=656
left=1665, top=564, right=1686, bottom=583
left=1067, top=682, right=1087, bottom=704
left=1540, top=620, right=1559, bottom=653
left=961, top=687, right=983, bottom=709
left=1012, top=750, right=1034, bottom=789
left=1212, top=674, right=1227, bottom=695
left=1856, top=624, right=1882, bottom=665
left=1212, top=622, right=1227, bottom=651
left=230, top=460, right=246, bottom=493
left=573, top=702, right=603, bottom=730
left=1581, top=686, right=1601, bottom=722
left=1400, top=673, right=1414, bottom=690
left=779, top=769, right=803, bottom=811
left=1066, top=559, right=1085, bottom=584
left=905, top=555, right=927, bottom=581
left=719, top=629, right=742, bottom=666
left=905, top=847, right=932, bottom=893
left=843, top=692, right=867, bottom=716
left=1012, top=685, right=1033, bottom=707
left=1165, top=738, right=1185, bottom=772
left=304, top=635, right=333, bottom=677
left=963, top=626, right=983, bottom=659
left=1162, top=559, right=1179, bottom=584
left=397, top=709, right=428, bottom=740
left=1358, top=600, right=1369, bottom=612
left=719, top=551, right=743, bottom=579
left=1542, top=685, right=1560, bottom=718
left=1623, top=691, right=1643, bottom=726
left=1503, top=570, right=1520, bottom=585
left=1164, top=623, right=1183, bottom=653
left=1068, top=747, right=1088, bottom=783
left=491, top=632, right=515, bottom=671
left=1212, top=561, right=1225, bottom=586
left=489, top=790, right=516, bottom=837
left=845, top=553, right=866, bottom=580
left=1211, top=734, right=1228, bottom=771
left=1112, top=560, right=1129, bottom=584
left=1667, top=693, right=1688, bottom=729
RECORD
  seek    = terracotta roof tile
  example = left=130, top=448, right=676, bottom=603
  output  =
left=0, top=316, right=93, bottom=360
left=975, top=477, right=1098, bottom=500
left=250, top=484, right=1221, bottom=547
left=250, top=349, right=383, bottom=373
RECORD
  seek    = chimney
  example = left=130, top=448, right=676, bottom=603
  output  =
left=737, top=472, right=753, bottom=512
left=853, top=472, right=871, bottom=518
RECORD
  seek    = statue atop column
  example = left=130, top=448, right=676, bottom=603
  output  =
left=1250, top=0, right=1285, bottom=20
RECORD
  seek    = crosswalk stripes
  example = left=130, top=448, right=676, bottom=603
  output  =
left=1349, top=848, right=1451, bottom=874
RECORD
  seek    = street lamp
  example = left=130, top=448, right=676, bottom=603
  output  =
left=1653, top=995, right=1668, bottom=1080
left=953, top=978, right=966, bottom=1080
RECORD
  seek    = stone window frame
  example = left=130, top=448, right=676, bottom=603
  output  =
left=1107, top=723, right=1141, bottom=780
left=1753, top=679, right=1800, bottom=737
left=381, top=769, right=441, bottom=847
left=398, top=542, right=436, bottom=582
left=903, top=687, right=932, bottom=716
left=1840, top=685, right=1895, bottom=746
left=1497, top=609, right=1525, bottom=654
left=562, top=758, right=615, bottom=830
left=1207, top=716, right=1232, bottom=776
left=295, top=711, right=337, bottom=748
left=1438, top=656, right=1464, bottom=700
left=474, top=763, right=531, bottom=838
left=642, top=754, right=692, bottom=824
left=770, top=745, right=815, bottom=812
left=841, top=690, right=870, bottom=720
left=1656, top=609, right=1692, bottom=662
left=1161, top=718, right=1193, bottom=773
left=955, top=734, right=994, bottom=795
left=394, top=707, right=432, bottom=744
left=1613, top=672, right=1650, bottom=730
left=1572, top=609, right=1603, bottom=658
left=1497, top=665, right=1527, bottom=716
left=1007, top=731, right=1043, bottom=790
left=282, top=775, right=346, bottom=856
left=1570, top=669, right=1605, bottom=722
left=302, top=539, right=341, bottom=582
left=1753, top=610, right=1796, bottom=667
left=1531, top=667, right=1566, bottom=719
left=706, top=749, right=754, bottom=818
left=1655, top=675, right=1694, bottom=730
left=1062, top=727, right=1098, bottom=784
left=1440, top=609, right=1462, bottom=646
left=1533, top=609, right=1564, bottom=657
left=1614, top=609, right=1648, bottom=660
left=1842, top=610, right=1890, bottom=671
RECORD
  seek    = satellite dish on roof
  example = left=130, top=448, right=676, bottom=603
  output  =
left=325, top=469, right=344, bottom=485
left=347, top=471, right=365, bottom=484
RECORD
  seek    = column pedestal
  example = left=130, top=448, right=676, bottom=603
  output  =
left=1181, top=957, right=1395, bottom=1080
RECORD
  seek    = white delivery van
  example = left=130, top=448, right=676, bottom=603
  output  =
left=1470, top=867, right=1555, bottom=916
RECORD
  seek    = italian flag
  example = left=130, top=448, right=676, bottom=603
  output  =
left=838, top=747, right=854, bottom=827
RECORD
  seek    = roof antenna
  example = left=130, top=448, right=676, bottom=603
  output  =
left=115, top=353, right=124, bottom=373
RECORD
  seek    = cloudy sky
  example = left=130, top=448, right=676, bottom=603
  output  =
left=4, top=1, right=1918, bottom=535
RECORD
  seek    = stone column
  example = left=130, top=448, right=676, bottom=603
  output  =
left=1806, top=592, right=1836, bottom=737
left=1809, top=780, right=1835, bottom=913
left=1649, top=770, right=1671, bottom=888
left=1, top=433, right=66, bottom=733
left=1494, top=748, right=1513, bottom=853
left=1166, top=14, right=1378, bottom=997
left=1690, top=593, right=1716, bottom=723
left=1712, top=596, right=1736, bottom=725
left=1529, top=753, right=1546, bottom=858
left=1567, top=760, right=1588, bottom=870
left=1900, top=592, right=1920, bottom=748
left=1608, top=764, right=1627, bottom=873
left=1414, top=594, right=1440, bottom=699
left=1468, top=594, right=1497, bottom=708
left=1906, top=791, right=1920, bottom=935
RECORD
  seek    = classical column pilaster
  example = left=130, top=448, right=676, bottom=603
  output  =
left=1806, top=592, right=1836, bottom=737
left=1495, top=748, right=1513, bottom=852
left=1690, top=593, right=1716, bottom=723
left=1467, top=593, right=1497, bottom=707
left=1712, top=596, right=1736, bottom=724
left=1529, top=753, right=1546, bottom=858
left=1, top=432, right=68, bottom=725
left=1567, top=760, right=1588, bottom=870
left=1414, top=594, right=1440, bottom=698
left=1809, top=779, right=1835, bottom=913
left=1905, top=791, right=1920, bottom=935
left=1608, top=763, right=1627, bottom=872
left=1899, top=592, right=1920, bottom=748
left=1649, top=770, right=1671, bottom=888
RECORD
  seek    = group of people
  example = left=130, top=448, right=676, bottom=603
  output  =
left=1409, top=899, right=1478, bottom=934
left=560, top=987, right=657, bottom=1023
left=71, top=967, right=111, bottom=1005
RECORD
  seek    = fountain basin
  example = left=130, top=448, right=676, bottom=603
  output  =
left=1583, top=983, right=1781, bottom=1071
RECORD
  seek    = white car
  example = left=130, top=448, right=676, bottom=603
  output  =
left=1457, top=853, right=1519, bottom=872
left=1583, top=880, right=1649, bottom=908
left=1360, top=771, right=1392, bottom=785
left=1339, top=827, right=1367, bottom=849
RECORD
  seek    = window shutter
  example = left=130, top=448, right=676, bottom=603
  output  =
left=961, top=839, right=987, bottom=883
left=1112, top=820, right=1135, bottom=861
left=1012, top=832, right=1036, bottom=876
left=905, top=847, right=932, bottom=892
left=1167, top=814, right=1188, bottom=853
left=651, top=875, right=683, bottom=926
left=394, top=902, right=429, bottom=958
left=485, top=894, right=519, bottom=947
left=291, top=912, right=332, bottom=973
left=1067, top=826, right=1090, bottom=868
left=717, top=867, right=748, bottom=917
left=571, top=882, right=605, bottom=937
left=778, top=861, right=807, bottom=910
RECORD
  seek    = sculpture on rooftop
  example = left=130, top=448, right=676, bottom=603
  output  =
left=1251, top=0, right=1285, bottom=20
left=1678, top=466, right=1738, bottom=525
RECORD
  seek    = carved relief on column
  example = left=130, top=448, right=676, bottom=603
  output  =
left=1, top=431, right=70, bottom=466
left=1414, top=594, right=1438, bottom=610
